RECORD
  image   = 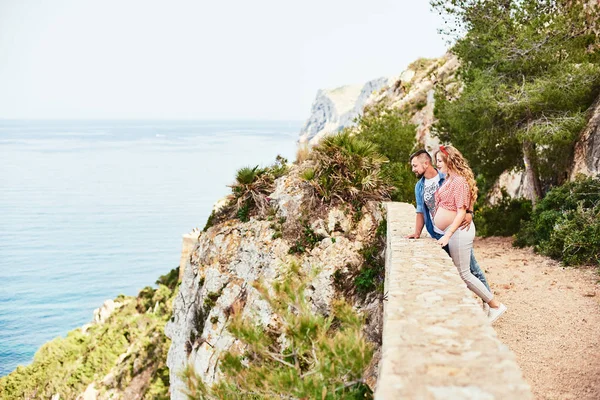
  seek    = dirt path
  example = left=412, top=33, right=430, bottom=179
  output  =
left=475, top=237, right=600, bottom=400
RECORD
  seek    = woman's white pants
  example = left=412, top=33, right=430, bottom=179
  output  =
left=447, top=222, right=494, bottom=303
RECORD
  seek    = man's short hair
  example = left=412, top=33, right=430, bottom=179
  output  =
left=409, top=149, right=432, bottom=163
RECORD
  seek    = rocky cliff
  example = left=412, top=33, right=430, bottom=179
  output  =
left=165, top=163, right=385, bottom=399
left=298, top=78, right=391, bottom=145
left=570, top=94, right=600, bottom=179
left=298, top=54, right=460, bottom=151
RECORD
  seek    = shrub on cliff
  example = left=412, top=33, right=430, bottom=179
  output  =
left=305, top=131, right=393, bottom=205
left=352, top=106, right=417, bottom=203
left=514, top=176, right=600, bottom=266
left=182, top=261, right=374, bottom=399
left=203, top=155, right=289, bottom=229
left=230, top=165, right=274, bottom=222
left=0, top=267, right=180, bottom=400
left=354, top=218, right=387, bottom=296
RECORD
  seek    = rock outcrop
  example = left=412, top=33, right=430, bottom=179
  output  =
left=298, top=77, right=391, bottom=145
left=298, top=54, right=460, bottom=151
left=570, top=95, right=600, bottom=179
left=93, top=299, right=123, bottom=325
left=165, top=166, right=385, bottom=399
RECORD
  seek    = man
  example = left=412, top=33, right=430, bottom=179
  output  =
left=407, top=149, right=490, bottom=292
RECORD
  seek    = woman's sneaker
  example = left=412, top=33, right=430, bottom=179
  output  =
left=488, top=303, right=507, bottom=324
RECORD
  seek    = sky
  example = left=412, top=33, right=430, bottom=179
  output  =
left=0, top=0, right=449, bottom=120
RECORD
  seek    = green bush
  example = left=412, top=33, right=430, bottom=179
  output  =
left=202, top=210, right=218, bottom=231
left=353, top=106, right=417, bottom=203
left=515, top=176, right=600, bottom=266
left=308, top=131, right=393, bottom=204
left=0, top=274, right=178, bottom=400
left=354, top=219, right=386, bottom=296
left=156, top=266, right=180, bottom=290
left=474, top=190, right=532, bottom=237
left=230, top=165, right=273, bottom=219
left=206, top=155, right=291, bottom=227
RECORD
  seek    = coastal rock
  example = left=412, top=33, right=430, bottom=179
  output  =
left=487, top=170, right=532, bottom=204
left=93, top=299, right=122, bottom=325
left=299, top=78, right=391, bottom=145
left=179, top=229, right=201, bottom=281
left=80, top=323, right=92, bottom=334
left=570, top=94, right=600, bottom=179
left=327, top=208, right=352, bottom=234
left=366, top=55, right=460, bottom=152
left=165, top=163, right=384, bottom=399
left=165, top=221, right=289, bottom=398
left=298, top=54, right=460, bottom=152
left=268, top=164, right=309, bottom=218
left=76, top=384, right=98, bottom=400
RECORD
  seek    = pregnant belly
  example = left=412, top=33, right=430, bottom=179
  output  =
left=434, top=207, right=457, bottom=231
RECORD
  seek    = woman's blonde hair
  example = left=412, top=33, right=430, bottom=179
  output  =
left=434, top=145, right=478, bottom=206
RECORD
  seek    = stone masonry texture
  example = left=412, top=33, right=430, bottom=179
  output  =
left=375, top=202, right=531, bottom=399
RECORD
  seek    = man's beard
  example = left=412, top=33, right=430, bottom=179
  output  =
left=415, top=172, right=424, bottom=179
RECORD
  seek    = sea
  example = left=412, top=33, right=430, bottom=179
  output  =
left=0, top=119, right=301, bottom=377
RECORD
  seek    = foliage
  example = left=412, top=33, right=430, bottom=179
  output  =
left=288, top=221, right=325, bottom=254
left=270, top=155, right=290, bottom=179
left=308, top=131, right=394, bottom=205
left=157, top=266, right=180, bottom=290
left=181, top=364, right=209, bottom=399
left=474, top=190, right=532, bottom=237
left=354, top=219, right=387, bottom=295
left=186, top=260, right=374, bottom=399
left=515, top=176, right=600, bottom=266
left=230, top=165, right=273, bottom=218
left=0, top=267, right=181, bottom=399
left=206, top=155, right=291, bottom=227
left=270, top=216, right=286, bottom=240
left=231, top=156, right=288, bottom=219
left=431, top=0, right=600, bottom=198
left=203, top=210, right=218, bottom=232
left=295, top=141, right=311, bottom=164
left=236, top=202, right=250, bottom=222
left=353, top=106, right=418, bottom=203
left=300, top=167, right=315, bottom=181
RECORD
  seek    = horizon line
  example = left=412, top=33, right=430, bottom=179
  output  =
left=0, top=117, right=306, bottom=123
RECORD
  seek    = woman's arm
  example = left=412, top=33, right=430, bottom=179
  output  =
left=436, top=208, right=467, bottom=247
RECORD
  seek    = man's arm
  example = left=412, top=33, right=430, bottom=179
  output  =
left=459, top=211, right=473, bottom=230
left=406, top=212, right=425, bottom=239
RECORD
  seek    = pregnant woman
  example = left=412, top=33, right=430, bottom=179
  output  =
left=433, top=145, right=507, bottom=323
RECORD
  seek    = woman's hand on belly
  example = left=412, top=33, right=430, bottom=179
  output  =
left=434, top=207, right=468, bottom=247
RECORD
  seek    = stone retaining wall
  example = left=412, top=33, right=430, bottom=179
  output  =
left=375, top=202, right=531, bottom=399
left=178, top=231, right=199, bottom=281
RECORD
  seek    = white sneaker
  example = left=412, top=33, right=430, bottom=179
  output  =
left=488, top=303, right=507, bottom=324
